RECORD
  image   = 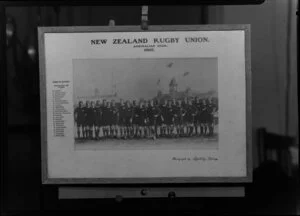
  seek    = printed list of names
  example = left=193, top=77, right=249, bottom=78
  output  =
left=52, top=81, right=71, bottom=137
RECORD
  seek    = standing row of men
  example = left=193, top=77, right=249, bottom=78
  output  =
left=74, top=97, right=218, bottom=140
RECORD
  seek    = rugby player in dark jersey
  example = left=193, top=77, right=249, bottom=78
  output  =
left=125, top=100, right=134, bottom=139
left=171, top=99, right=180, bottom=137
left=95, top=100, right=102, bottom=140
left=159, top=100, right=168, bottom=137
left=145, top=100, right=151, bottom=138
left=134, top=101, right=143, bottom=138
left=110, top=100, right=118, bottom=138
left=186, top=99, right=198, bottom=136
left=176, top=100, right=186, bottom=137
left=166, top=100, right=174, bottom=137
left=182, top=97, right=189, bottom=136
left=106, top=100, right=113, bottom=138
left=86, top=101, right=97, bottom=139
left=212, top=97, right=218, bottom=126
left=147, top=99, right=159, bottom=139
left=129, top=101, right=136, bottom=138
left=101, top=100, right=109, bottom=138
left=194, top=97, right=202, bottom=136
left=83, top=101, right=90, bottom=139
left=132, top=100, right=139, bottom=138
left=201, top=99, right=208, bottom=136
left=141, top=101, right=148, bottom=138
left=153, top=100, right=162, bottom=139
left=197, top=99, right=205, bottom=136
left=206, top=98, right=214, bottom=137
left=74, top=101, right=84, bottom=139
left=118, top=99, right=126, bottom=139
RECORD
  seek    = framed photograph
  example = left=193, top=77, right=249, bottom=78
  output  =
left=38, top=25, right=251, bottom=184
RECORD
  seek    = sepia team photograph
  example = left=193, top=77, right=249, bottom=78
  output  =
left=73, top=58, right=218, bottom=150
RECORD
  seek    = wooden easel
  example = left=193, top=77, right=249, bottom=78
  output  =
left=58, top=186, right=245, bottom=200
left=58, top=6, right=246, bottom=201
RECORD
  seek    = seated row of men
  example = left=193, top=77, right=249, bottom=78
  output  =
left=74, top=97, right=218, bottom=140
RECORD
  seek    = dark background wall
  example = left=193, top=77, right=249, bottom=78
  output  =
left=208, top=1, right=298, bottom=169
left=5, top=5, right=209, bottom=212
left=3, top=2, right=299, bottom=214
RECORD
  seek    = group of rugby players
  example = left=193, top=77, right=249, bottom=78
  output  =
left=74, top=97, right=218, bottom=141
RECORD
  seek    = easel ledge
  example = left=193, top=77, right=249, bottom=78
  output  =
left=59, top=187, right=245, bottom=199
